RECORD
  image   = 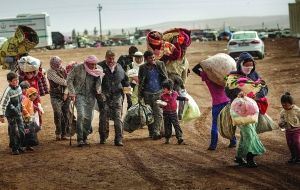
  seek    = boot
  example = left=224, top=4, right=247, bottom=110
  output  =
left=246, top=153, right=258, bottom=168
left=234, top=156, right=247, bottom=167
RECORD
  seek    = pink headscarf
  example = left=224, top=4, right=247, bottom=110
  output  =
left=84, top=55, right=104, bottom=77
left=50, top=56, right=62, bottom=70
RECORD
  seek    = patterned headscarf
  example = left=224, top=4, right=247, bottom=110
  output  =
left=26, top=87, right=38, bottom=97
left=50, top=56, right=62, bottom=70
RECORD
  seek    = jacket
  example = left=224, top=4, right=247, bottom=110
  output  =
left=67, top=63, right=102, bottom=95
left=98, top=61, right=130, bottom=96
left=0, top=85, right=23, bottom=117
left=138, top=61, right=168, bottom=98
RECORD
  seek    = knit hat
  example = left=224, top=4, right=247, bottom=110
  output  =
left=50, top=56, right=62, bottom=69
left=26, top=87, right=38, bottom=97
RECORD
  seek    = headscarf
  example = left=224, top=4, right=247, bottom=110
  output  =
left=50, top=56, right=62, bottom=70
left=231, top=52, right=260, bottom=81
left=84, top=55, right=104, bottom=77
left=26, top=87, right=38, bottom=97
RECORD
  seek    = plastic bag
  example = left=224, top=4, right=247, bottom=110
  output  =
left=182, top=93, right=201, bottom=121
left=230, top=96, right=259, bottom=126
left=256, top=113, right=278, bottom=134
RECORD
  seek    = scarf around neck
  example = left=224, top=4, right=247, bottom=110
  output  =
left=84, top=63, right=105, bottom=78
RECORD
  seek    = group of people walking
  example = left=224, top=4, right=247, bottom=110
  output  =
left=0, top=47, right=299, bottom=168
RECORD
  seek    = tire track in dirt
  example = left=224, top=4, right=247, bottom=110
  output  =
left=148, top=146, right=279, bottom=189
left=121, top=136, right=278, bottom=189
left=120, top=144, right=168, bottom=189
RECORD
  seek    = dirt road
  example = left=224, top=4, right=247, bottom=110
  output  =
left=0, top=38, right=299, bottom=190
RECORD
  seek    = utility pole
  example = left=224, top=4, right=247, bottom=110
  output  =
left=97, top=3, right=103, bottom=41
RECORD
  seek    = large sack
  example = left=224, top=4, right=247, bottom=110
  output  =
left=230, top=96, right=259, bottom=126
left=217, top=104, right=236, bottom=139
left=0, top=25, right=39, bottom=70
left=256, top=113, right=278, bottom=134
left=182, top=93, right=201, bottom=121
left=124, top=103, right=154, bottom=133
left=200, top=53, right=236, bottom=86
left=17, top=55, right=41, bottom=72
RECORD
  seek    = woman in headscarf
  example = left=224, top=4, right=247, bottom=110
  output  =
left=225, top=52, right=268, bottom=168
left=47, top=56, right=69, bottom=140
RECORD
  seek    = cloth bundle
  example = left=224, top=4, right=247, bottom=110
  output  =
left=230, top=96, right=259, bottom=126
left=0, top=25, right=39, bottom=70
left=147, top=28, right=191, bottom=63
left=124, top=103, right=154, bottom=133
left=200, top=53, right=236, bottom=86
left=18, top=55, right=41, bottom=72
left=217, top=104, right=236, bottom=139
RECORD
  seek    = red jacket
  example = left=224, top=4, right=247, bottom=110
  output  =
left=161, top=91, right=184, bottom=112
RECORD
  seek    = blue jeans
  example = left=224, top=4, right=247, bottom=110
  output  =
left=210, top=102, right=236, bottom=149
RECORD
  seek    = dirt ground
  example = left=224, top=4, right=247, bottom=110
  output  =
left=0, top=38, right=300, bottom=190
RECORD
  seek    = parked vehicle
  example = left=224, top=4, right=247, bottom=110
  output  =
left=258, top=32, right=268, bottom=40
left=46, top=31, right=65, bottom=50
left=227, top=31, right=265, bottom=59
left=0, top=13, right=52, bottom=48
left=218, top=31, right=232, bottom=41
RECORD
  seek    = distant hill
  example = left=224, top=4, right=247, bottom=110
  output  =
left=68, top=15, right=289, bottom=36
left=139, top=15, right=289, bottom=32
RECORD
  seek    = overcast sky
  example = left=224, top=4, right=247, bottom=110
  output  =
left=0, top=0, right=295, bottom=34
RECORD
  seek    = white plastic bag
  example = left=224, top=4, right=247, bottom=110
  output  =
left=182, top=93, right=201, bottom=121
left=18, top=55, right=41, bottom=72
left=230, top=96, right=259, bottom=126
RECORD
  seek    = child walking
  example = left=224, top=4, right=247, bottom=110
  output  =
left=160, top=79, right=187, bottom=145
left=0, top=72, right=25, bottom=155
left=279, top=92, right=300, bottom=164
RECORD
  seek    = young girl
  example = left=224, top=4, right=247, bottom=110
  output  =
left=22, top=87, right=40, bottom=150
left=279, top=92, right=300, bottom=164
left=160, top=79, right=187, bottom=145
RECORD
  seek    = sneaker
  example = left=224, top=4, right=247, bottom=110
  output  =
left=100, top=139, right=107, bottom=144
left=77, top=140, right=84, bottom=147
left=11, top=150, right=20, bottom=155
left=61, top=136, right=68, bottom=141
left=207, top=147, right=216, bottom=151
left=234, top=157, right=247, bottom=167
left=56, top=135, right=61, bottom=141
left=287, top=157, right=296, bottom=164
left=165, top=138, right=170, bottom=144
left=83, top=140, right=90, bottom=146
left=18, top=147, right=26, bottom=153
left=228, top=143, right=236, bottom=148
left=115, top=141, right=124, bottom=146
left=177, top=139, right=185, bottom=145
left=152, top=135, right=161, bottom=140
left=246, top=160, right=258, bottom=168
left=26, top=146, right=34, bottom=151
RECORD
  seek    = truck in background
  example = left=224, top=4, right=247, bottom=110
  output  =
left=0, top=13, right=52, bottom=48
